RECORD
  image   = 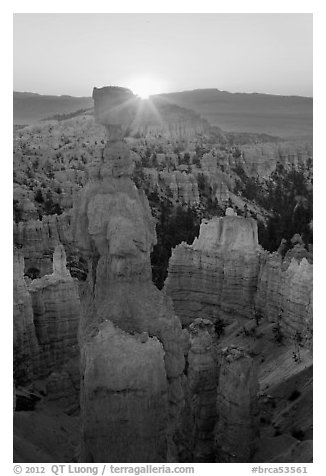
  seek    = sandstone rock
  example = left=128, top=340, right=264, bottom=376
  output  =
left=81, top=321, right=168, bottom=462
left=160, top=170, right=200, bottom=205
left=165, top=216, right=261, bottom=325
left=14, top=244, right=81, bottom=406
left=215, top=346, right=259, bottom=462
left=255, top=256, right=313, bottom=345
left=13, top=213, right=73, bottom=277
left=186, top=318, right=218, bottom=461
left=93, top=86, right=137, bottom=135
left=225, top=206, right=236, bottom=216
left=74, top=87, right=187, bottom=462
left=240, top=141, right=312, bottom=178
left=13, top=250, right=40, bottom=385
left=192, top=215, right=259, bottom=252
left=28, top=245, right=81, bottom=389
left=165, top=215, right=312, bottom=348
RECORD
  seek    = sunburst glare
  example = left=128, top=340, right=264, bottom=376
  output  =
left=126, top=76, right=165, bottom=99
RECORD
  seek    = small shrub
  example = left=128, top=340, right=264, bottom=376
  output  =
left=25, top=267, right=40, bottom=280
left=254, top=310, right=264, bottom=327
left=272, top=322, right=284, bottom=344
left=291, top=429, right=305, bottom=441
left=288, top=389, right=301, bottom=402
left=292, top=351, right=301, bottom=364
left=214, top=318, right=226, bottom=339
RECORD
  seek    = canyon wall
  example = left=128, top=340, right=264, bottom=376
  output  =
left=74, top=87, right=187, bottom=462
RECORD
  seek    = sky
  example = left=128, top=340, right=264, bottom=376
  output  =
left=13, top=13, right=312, bottom=97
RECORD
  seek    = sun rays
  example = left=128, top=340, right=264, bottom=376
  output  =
left=126, top=75, right=164, bottom=99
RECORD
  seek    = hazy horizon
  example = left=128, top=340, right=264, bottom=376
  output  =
left=14, top=14, right=312, bottom=98
left=13, top=87, right=313, bottom=99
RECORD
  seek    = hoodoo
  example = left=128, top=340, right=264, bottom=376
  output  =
left=73, top=87, right=187, bottom=462
left=13, top=244, right=81, bottom=404
left=215, top=346, right=259, bottom=462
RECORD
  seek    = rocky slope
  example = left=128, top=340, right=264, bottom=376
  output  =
left=73, top=86, right=187, bottom=462
left=132, top=97, right=210, bottom=140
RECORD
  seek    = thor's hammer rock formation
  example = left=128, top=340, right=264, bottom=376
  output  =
left=72, top=87, right=187, bottom=462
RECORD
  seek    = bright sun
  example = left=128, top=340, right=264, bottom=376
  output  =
left=126, top=76, right=163, bottom=99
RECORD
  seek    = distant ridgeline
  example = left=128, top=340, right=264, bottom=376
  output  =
left=41, top=108, right=94, bottom=122
left=13, top=89, right=312, bottom=138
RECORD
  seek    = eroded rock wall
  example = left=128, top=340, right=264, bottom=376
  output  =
left=165, top=215, right=312, bottom=349
left=160, top=170, right=200, bottom=205
left=255, top=254, right=313, bottom=345
left=165, top=215, right=261, bottom=326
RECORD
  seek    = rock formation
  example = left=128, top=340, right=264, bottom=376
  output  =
left=165, top=214, right=313, bottom=349
left=13, top=245, right=81, bottom=405
left=186, top=318, right=218, bottom=462
left=165, top=214, right=262, bottom=326
left=28, top=244, right=81, bottom=403
left=255, top=254, right=313, bottom=346
left=215, top=346, right=259, bottom=462
left=159, top=170, right=200, bottom=205
left=81, top=321, right=169, bottom=462
left=240, top=141, right=312, bottom=178
left=13, top=213, right=73, bottom=277
left=73, top=86, right=187, bottom=462
left=140, top=168, right=200, bottom=206
left=13, top=250, right=40, bottom=385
